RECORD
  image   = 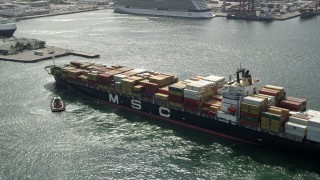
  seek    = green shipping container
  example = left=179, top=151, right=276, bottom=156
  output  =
left=262, top=112, right=282, bottom=121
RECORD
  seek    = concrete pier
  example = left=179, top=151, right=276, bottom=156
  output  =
left=0, top=46, right=99, bottom=63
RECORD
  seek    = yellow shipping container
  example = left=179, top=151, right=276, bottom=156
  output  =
left=129, top=76, right=144, bottom=82
left=134, top=85, right=144, bottom=91
left=87, top=73, right=98, bottom=81
left=269, top=106, right=289, bottom=116
left=270, top=124, right=282, bottom=130
left=241, top=102, right=261, bottom=111
left=169, top=102, right=182, bottom=109
left=252, top=94, right=268, bottom=99
left=268, top=108, right=283, bottom=116
left=270, top=126, right=282, bottom=133
left=260, top=124, right=270, bottom=130
left=261, top=118, right=270, bottom=125
left=155, top=93, right=169, bottom=100
left=209, top=105, right=220, bottom=112
left=241, top=107, right=261, bottom=115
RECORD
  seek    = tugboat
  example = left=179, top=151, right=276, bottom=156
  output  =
left=51, top=96, right=65, bottom=112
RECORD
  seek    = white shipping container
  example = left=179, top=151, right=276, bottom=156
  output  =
left=113, top=74, right=127, bottom=82
left=184, top=89, right=203, bottom=96
left=285, top=122, right=307, bottom=133
left=183, top=79, right=193, bottom=84
left=184, top=93, right=201, bottom=100
left=222, top=98, right=239, bottom=106
left=289, top=116, right=309, bottom=126
left=203, top=75, right=225, bottom=87
left=308, top=117, right=320, bottom=128
left=243, top=96, right=265, bottom=106
left=186, top=80, right=216, bottom=92
left=131, top=69, right=147, bottom=73
left=285, top=129, right=305, bottom=137
left=307, top=130, right=320, bottom=138
left=305, top=110, right=320, bottom=118
left=257, top=94, right=276, bottom=106
left=306, top=134, right=320, bottom=142
left=186, top=81, right=205, bottom=92
left=308, top=126, right=320, bottom=132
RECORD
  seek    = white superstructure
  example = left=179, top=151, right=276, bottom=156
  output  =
left=0, top=19, right=17, bottom=37
left=114, top=0, right=215, bottom=19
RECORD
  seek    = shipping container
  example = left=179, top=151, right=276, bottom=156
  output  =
left=240, top=120, right=259, bottom=128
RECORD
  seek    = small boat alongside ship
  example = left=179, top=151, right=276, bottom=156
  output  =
left=46, top=62, right=320, bottom=154
left=51, top=96, right=65, bottom=112
left=0, top=19, right=17, bottom=38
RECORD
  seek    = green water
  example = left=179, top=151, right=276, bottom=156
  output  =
left=1, top=10, right=320, bottom=179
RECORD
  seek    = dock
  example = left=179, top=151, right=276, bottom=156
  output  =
left=0, top=46, right=100, bottom=63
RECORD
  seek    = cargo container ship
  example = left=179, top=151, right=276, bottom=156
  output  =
left=113, top=0, right=215, bottom=19
left=46, top=62, right=320, bottom=154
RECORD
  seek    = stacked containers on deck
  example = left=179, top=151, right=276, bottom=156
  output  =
left=261, top=106, right=289, bottom=133
left=203, top=75, right=226, bottom=88
left=97, top=73, right=113, bottom=91
left=67, top=69, right=82, bottom=80
left=184, top=80, right=216, bottom=113
left=149, top=74, right=174, bottom=88
left=154, top=86, right=169, bottom=106
left=254, top=94, right=276, bottom=106
left=61, top=66, right=75, bottom=80
left=204, top=99, right=222, bottom=118
left=285, top=113, right=309, bottom=141
left=121, top=78, right=138, bottom=96
left=141, top=80, right=159, bottom=102
left=133, top=85, right=144, bottom=98
left=281, top=96, right=307, bottom=112
left=240, top=96, right=268, bottom=128
left=306, top=110, right=320, bottom=143
left=168, top=82, right=186, bottom=110
left=154, top=93, right=169, bottom=106
left=113, top=74, right=126, bottom=93
left=259, top=85, right=286, bottom=106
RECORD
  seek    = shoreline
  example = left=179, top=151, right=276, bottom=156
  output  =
left=16, top=6, right=110, bottom=21
left=0, top=46, right=99, bottom=63
left=13, top=6, right=305, bottom=22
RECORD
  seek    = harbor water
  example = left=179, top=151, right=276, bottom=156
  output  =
left=1, top=9, right=320, bottom=179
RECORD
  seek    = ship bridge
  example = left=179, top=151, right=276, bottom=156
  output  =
left=224, top=67, right=259, bottom=97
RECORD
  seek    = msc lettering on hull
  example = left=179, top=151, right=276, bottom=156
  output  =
left=109, top=94, right=119, bottom=104
left=108, top=94, right=171, bottom=118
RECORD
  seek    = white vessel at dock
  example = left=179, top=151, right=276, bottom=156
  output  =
left=0, top=19, right=17, bottom=38
left=114, top=0, right=215, bottom=19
